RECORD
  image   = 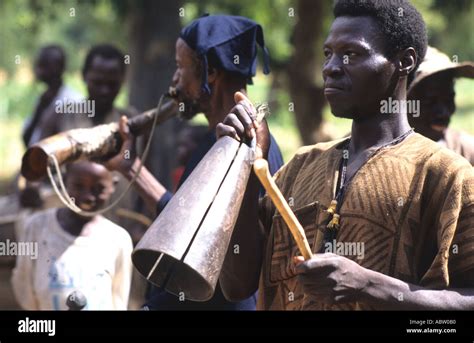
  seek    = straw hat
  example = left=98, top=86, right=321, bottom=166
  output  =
left=408, top=46, right=474, bottom=93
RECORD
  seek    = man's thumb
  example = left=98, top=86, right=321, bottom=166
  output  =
left=234, top=91, right=249, bottom=104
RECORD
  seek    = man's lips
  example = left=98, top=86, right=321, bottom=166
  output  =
left=324, top=87, right=347, bottom=95
left=78, top=202, right=96, bottom=211
left=324, top=84, right=348, bottom=95
left=430, top=117, right=450, bottom=131
left=430, top=124, right=448, bottom=132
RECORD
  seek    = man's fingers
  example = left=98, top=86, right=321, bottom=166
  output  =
left=223, top=113, right=245, bottom=136
left=294, top=254, right=338, bottom=274
left=234, top=91, right=249, bottom=104
left=215, top=92, right=259, bottom=144
left=234, top=92, right=256, bottom=121
left=118, top=116, right=130, bottom=139
left=231, top=104, right=255, bottom=139
left=216, top=123, right=241, bottom=142
left=293, top=256, right=305, bottom=266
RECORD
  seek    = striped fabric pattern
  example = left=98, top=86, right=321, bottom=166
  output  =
left=257, top=133, right=474, bottom=310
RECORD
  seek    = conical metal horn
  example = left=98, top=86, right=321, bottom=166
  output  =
left=132, top=136, right=254, bottom=301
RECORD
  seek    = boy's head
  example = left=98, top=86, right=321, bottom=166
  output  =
left=65, top=161, right=116, bottom=212
left=323, top=0, right=427, bottom=120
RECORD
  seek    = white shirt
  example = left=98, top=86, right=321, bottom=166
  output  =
left=11, top=208, right=133, bottom=310
left=25, top=85, right=83, bottom=146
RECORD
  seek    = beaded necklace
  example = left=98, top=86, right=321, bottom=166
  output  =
left=324, top=128, right=414, bottom=234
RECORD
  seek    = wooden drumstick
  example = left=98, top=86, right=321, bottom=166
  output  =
left=253, top=159, right=313, bottom=260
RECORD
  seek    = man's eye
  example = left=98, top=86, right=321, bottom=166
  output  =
left=324, top=50, right=332, bottom=58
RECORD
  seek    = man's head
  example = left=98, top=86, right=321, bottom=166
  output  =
left=407, top=46, right=474, bottom=141
left=65, top=161, right=116, bottom=212
left=82, top=44, right=126, bottom=114
left=323, top=0, right=427, bottom=121
left=408, top=71, right=455, bottom=141
left=172, top=38, right=210, bottom=119
left=34, top=45, right=66, bottom=84
left=172, top=15, right=270, bottom=119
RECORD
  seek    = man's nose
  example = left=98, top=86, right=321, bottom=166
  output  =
left=172, top=69, right=180, bottom=86
left=99, top=84, right=112, bottom=96
left=323, top=54, right=344, bottom=79
left=434, top=103, right=453, bottom=118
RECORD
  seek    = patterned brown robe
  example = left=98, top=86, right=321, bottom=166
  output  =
left=257, top=133, right=474, bottom=310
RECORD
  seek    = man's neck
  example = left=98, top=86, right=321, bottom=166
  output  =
left=46, top=78, right=62, bottom=91
left=90, top=101, right=114, bottom=125
left=349, top=87, right=412, bottom=155
left=350, top=114, right=412, bottom=154
left=205, top=83, right=246, bottom=130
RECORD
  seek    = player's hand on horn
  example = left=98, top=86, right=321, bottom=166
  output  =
left=104, top=116, right=138, bottom=176
left=216, top=91, right=270, bottom=160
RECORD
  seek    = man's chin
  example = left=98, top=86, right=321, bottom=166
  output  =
left=331, top=109, right=354, bottom=120
left=430, top=124, right=448, bottom=132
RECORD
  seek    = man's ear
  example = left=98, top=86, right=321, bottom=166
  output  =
left=207, top=65, right=219, bottom=84
left=397, top=47, right=417, bottom=77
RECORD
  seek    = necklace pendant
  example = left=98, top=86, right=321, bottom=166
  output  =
left=325, top=200, right=338, bottom=215
left=327, top=213, right=340, bottom=230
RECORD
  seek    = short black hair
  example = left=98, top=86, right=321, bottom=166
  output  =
left=333, top=0, right=428, bottom=85
left=39, top=45, right=66, bottom=71
left=82, top=44, right=126, bottom=76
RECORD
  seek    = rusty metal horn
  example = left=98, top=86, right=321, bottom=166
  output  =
left=132, top=136, right=255, bottom=301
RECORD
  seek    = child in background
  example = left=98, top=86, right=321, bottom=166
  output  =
left=11, top=161, right=133, bottom=310
left=172, top=125, right=208, bottom=191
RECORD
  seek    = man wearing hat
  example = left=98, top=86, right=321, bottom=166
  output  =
left=408, top=46, right=474, bottom=165
left=106, top=14, right=284, bottom=310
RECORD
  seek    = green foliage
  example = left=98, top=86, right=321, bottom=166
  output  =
left=0, top=0, right=472, bottom=169
left=0, top=0, right=127, bottom=76
left=180, top=0, right=294, bottom=63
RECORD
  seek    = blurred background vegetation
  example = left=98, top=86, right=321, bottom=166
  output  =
left=0, top=0, right=473, bottom=187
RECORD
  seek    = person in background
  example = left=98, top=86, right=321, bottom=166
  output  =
left=172, top=124, right=208, bottom=191
left=19, top=45, right=82, bottom=209
left=12, top=161, right=133, bottom=310
left=408, top=46, right=474, bottom=164
left=22, top=45, right=82, bottom=147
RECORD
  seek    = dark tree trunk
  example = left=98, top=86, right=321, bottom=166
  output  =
left=127, top=0, right=184, bottom=189
left=287, top=0, right=330, bottom=145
